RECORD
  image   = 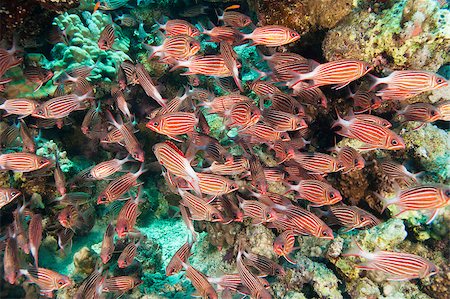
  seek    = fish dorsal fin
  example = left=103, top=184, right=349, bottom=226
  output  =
left=164, top=141, right=185, bottom=157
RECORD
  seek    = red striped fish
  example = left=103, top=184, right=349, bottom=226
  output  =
left=0, top=188, right=21, bottom=210
left=236, top=250, right=272, bottom=299
left=273, top=230, right=296, bottom=264
left=242, top=250, right=285, bottom=277
left=238, top=197, right=278, bottom=224
left=156, top=19, right=200, bottom=37
left=285, top=180, right=342, bottom=206
left=101, top=127, right=124, bottom=144
left=103, top=276, right=142, bottom=293
left=111, top=86, right=131, bottom=120
left=179, top=259, right=218, bottom=299
left=199, top=156, right=250, bottom=176
left=196, top=173, right=238, bottom=196
left=332, top=113, right=405, bottom=150
left=58, top=205, right=82, bottom=230
left=289, top=60, right=373, bottom=89
left=74, top=265, right=105, bottom=299
left=28, top=214, right=42, bottom=268
left=267, top=92, right=305, bottom=116
left=217, top=10, right=252, bottom=28
left=100, top=223, right=115, bottom=264
left=348, top=89, right=382, bottom=113
left=242, top=25, right=299, bottom=47
left=0, top=98, right=39, bottom=117
left=272, top=61, right=311, bottom=82
left=293, top=152, right=343, bottom=174
left=240, top=123, right=290, bottom=143
left=262, top=109, right=307, bottom=132
left=343, top=241, right=438, bottom=281
left=185, top=132, right=233, bottom=164
left=98, top=24, right=115, bottom=50
left=19, top=267, right=72, bottom=297
left=379, top=160, right=420, bottom=186
left=0, top=152, right=51, bottom=172
left=178, top=189, right=224, bottom=222
left=377, top=185, right=450, bottom=224
left=348, top=113, right=392, bottom=128
left=200, top=94, right=249, bottom=113
left=97, top=163, right=145, bottom=204
left=166, top=238, right=193, bottom=276
left=170, top=55, right=232, bottom=77
left=115, top=188, right=142, bottom=238
left=32, top=93, right=92, bottom=119
left=106, top=111, right=145, bottom=162
left=146, top=112, right=198, bottom=141
left=118, top=241, right=138, bottom=268
left=436, top=100, right=450, bottom=121
left=293, top=83, right=328, bottom=108
left=89, top=155, right=131, bottom=180
left=153, top=141, right=201, bottom=195
left=4, top=234, right=20, bottom=284
left=120, top=60, right=139, bottom=86
left=135, top=63, right=167, bottom=107
left=248, top=156, right=268, bottom=195
left=397, top=103, right=441, bottom=124
left=23, top=66, right=53, bottom=92
left=201, top=25, right=241, bottom=44
left=19, top=119, right=35, bottom=153
left=263, top=52, right=308, bottom=67
left=220, top=42, right=243, bottom=91
left=0, top=40, right=23, bottom=78
left=370, top=71, right=448, bottom=100
left=334, top=146, right=365, bottom=173
left=249, top=80, right=281, bottom=98
left=224, top=101, right=261, bottom=129
left=145, top=35, right=200, bottom=61
left=320, top=204, right=380, bottom=232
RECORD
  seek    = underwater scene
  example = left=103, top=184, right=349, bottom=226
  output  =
left=0, top=0, right=449, bottom=298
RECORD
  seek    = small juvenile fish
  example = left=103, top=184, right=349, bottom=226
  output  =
left=153, top=141, right=201, bottom=195
left=118, top=241, right=138, bottom=268
left=145, top=35, right=200, bottom=61
left=98, top=0, right=129, bottom=10
left=343, top=242, right=438, bottom=281
left=377, top=185, right=450, bottom=224
left=293, top=152, right=342, bottom=174
left=217, top=10, right=252, bottom=28
left=285, top=179, right=342, bottom=207
left=100, top=223, right=115, bottom=264
left=97, top=163, right=145, bottom=204
left=178, top=189, right=224, bottom=222
left=289, top=60, right=373, bottom=89
left=114, top=14, right=137, bottom=27
left=89, top=155, right=131, bottom=180
left=0, top=152, right=51, bottom=172
left=28, top=214, right=43, bottom=268
left=379, top=160, right=420, bottom=186
left=0, top=98, right=39, bottom=118
left=370, top=71, right=448, bottom=100
left=242, top=25, right=300, bottom=47
left=397, top=102, right=441, bottom=124
left=135, top=63, right=167, bottom=107
left=115, top=188, right=143, bottom=238
left=32, top=93, right=93, bottom=119
left=19, top=267, right=72, bottom=297
left=0, top=188, right=21, bottom=210
left=146, top=112, right=198, bottom=141
left=103, top=276, right=142, bottom=293
left=273, top=230, right=296, bottom=264
left=155, top=19, right=200, bottom=37
left=166, top=238, right=193, bottom=276
left=98, top=24, right=116, bottom=50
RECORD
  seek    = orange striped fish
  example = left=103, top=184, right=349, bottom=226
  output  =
left=319, top=204, right=380, bottom=232
left=262, top=109, right=307, bottom=132
left=170, top=55, right=232, bottom=77
left=293, top=83, right=328, bottom=108
left=118, top=241, right=138, bottom=268
left=289, top=59, right=373, bottom=89
left=196, top=173, right=238, bottom=196
left=346, top=112, right=392, bottom=128
left=155, top=19, right=200, bottom=37
left=293, top=152, right=342, bottom=174
left=178, top=189, right=224, bottom=222
left=74, top=264, right=105, bottom=299
left=28, top=214, right=42, bottom=268
left=0, top=152, right=51, bottom=172
left=236, top=249, right=272, bottom=299
left=200, top=25, right=241, bottom=44
left=249, top=80, right=281, bottom=98
left=248, top=156, right=268, bottom=195
left=272, top=61, right=312, bottom=82
left=97, top=163, right=146, bottom=204
left=135, top=63, right=167, bottom=107
left=332, top=113, right=405, bottom=151
left=0, top=188, right=21, bottom=210
left=100, top=223, right=115, bottom=264
left=242, top=250, right=285, bottom=277
left=101, top=127, right=124, bottom=144
left=200, top=94, right=249, bottom=113
left=240, top=123, right=290, bottom=143
left=377, top=185, right=450, bottom=224
left=379, top=160, right=420, bottom=186
left=436, top=100, right=450, bottom=121
left=111, top=86, right=131, bottom=120
left=263, top=51, right=308, bottom=67
left=58, top=205, right=83, bottom=230
left=370, top=71, right=448, bottom=100
left=154, top=141, right=201, bottom=195
left=98, top=24, right=115, bottom=50
left=89, top=156, right=131, bottom=180
left=115, top=188, right=143, bottom=238
left=185, top=132, right=233, bottom=164
left=348, top=89, right=382, bottom=114
left=334, top=146, right=365, bottom=173
left=242, top=25, right=300, bottom=47
left=273, top=230, right=296, bottom=264
left=220, top=42, right=243, bottom=91
left=199, top=156, right=250, bottom=176
left=4, top=234, right=20, bottom=284
left=267, top=92, right=305, bottom=116
left=238, top=197, right=278, bottom=224
left=166, top=238, right=193, bottom=276
left=145, top=35, right=200, bottom=61
left=32, top=93, right=92, bottom=119
left=23, top=66, right=53, bottom=92
left=106, top=111, right=145, bottom=162
left=224, top=101, right=261, bottom=129
left=103, top=276, right=142, bottom=293
left=19, top=267, right=72, bottom=297
left=81, top=101, right=101, bottom=135
left=146, top=112, right=198, bottom=141
left=178, top=258, right=218, bottom=299
left=343, top=241, right=438, bottom=281
left=217, top=10, right=252, bottom=28
left=0, top=98, right=39, bottom=117
left=397, top=102, right=441, bottom=124
left=286, top=180, right=342, bottom=207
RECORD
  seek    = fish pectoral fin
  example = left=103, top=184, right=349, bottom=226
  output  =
left=425, top=209, right=439, bottom=225
left=332, top=81, right=351, bottom=90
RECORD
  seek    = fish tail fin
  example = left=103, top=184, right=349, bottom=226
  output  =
left=373, top=191, right=396, bottom=213
left=342, top=238, right=366, bottom=257
left=367, top=73, right=384, bottom=91
left=105, top=110, right=121, bottom=129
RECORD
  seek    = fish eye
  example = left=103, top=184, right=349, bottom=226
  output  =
left=38, top=110, right=44, bottom=115
left=445, top=189, right=450, bottom=197
left=322, top=231, right=328, bottom=236
left=10, top=191, right=17, bottom=196
left=391, top=139, right=398, bottom=146
left=365, top=65, right=371, bottom=71
left=280, top=244, right=284, bottom=249
left=39, top=159, right=47, bottom=164
left=266, top=212, right=272, bottom=219
left=100, top=196, right=107, bottom=202
left=360, top=216, right=366, bottom=222
left=290, top=32, right=297, bottom=38
left=211, top=214, right=218, bottom=220
left=329, top=192, right=335, bottom=199
left=57, top=279, right=65, bottom=285
left=153, top=122, right=158, bottom=126
left=436, top=77, right=444, bottom=84
left=430, top=110, right=437, bottom=116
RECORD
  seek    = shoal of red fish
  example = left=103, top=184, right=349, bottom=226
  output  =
left=0, top=3, right=449, bottom=299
